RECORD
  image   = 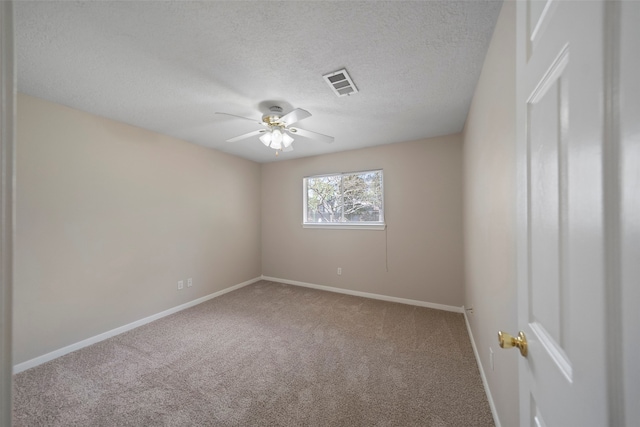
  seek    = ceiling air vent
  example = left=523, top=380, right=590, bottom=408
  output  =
left=323, top=68, right=358, bottom=97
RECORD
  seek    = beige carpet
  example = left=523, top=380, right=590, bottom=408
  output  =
left=13, top=280, right=494, bottom=426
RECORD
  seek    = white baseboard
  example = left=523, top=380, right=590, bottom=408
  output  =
left=261, top=275, right=464, bottom=313
left=13, top=276, right=262, bottom=374
left=463, top=308, right=501, bottom=427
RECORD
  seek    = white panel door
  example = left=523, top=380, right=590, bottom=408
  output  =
left=515, top=1, right=614, bottom=426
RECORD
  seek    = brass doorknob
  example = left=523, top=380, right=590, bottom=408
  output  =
left=498, top=331, right=528, bottom=357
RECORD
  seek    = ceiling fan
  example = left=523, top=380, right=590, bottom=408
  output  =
left=215, top=106, right=334, bottom=155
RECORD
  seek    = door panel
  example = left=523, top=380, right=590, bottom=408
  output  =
left=528, top=46, right=567, bottom=349
left=530, top=396, right=548, bottom=427
left=527, top=0, right=558, bottom=59
left=527, top=44, right=572, bottom=382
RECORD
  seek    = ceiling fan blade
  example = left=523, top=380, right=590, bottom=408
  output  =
left=226, top=129, right=266, bottom=143
left=282, top=145, right=294, bottom=152
left=279, top=108, right=311, bottom=126
left=215, top=112, right=263, bottom=125
left=289, top=127, right=334, bottom=144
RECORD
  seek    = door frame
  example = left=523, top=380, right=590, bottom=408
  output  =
left=601, top=2, right=624, bottom=425
left=1, top=1, right=15, bottom=426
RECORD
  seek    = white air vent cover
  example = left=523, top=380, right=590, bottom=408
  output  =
left=323, top=68, right=358, bottom=97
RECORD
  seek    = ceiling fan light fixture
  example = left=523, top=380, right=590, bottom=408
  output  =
left=283, top=132, right=294, bottom=148
left=259, top=127, right=294, bottom=151
left=259, top=132, right=271, bottom=146
left=272, top=128, right=283, bottom=145
left=266, top=128, right=282, bottom=150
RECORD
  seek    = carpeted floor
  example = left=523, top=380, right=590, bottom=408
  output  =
left=13, top=280, right=494, bottom=426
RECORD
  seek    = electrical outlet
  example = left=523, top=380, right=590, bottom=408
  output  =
left=177, top=280, right=184, bottom=290
left=490, top=347, right=494, bottom=371
left=337, top=267, right=342, bottom=275
left=466, top=306, right=474, bottom=315
left=187, top=278, right=193, bottom=287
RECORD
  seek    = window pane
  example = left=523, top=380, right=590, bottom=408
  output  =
left=306, top=175, right=342, bottom=223
left=343, top=171, right=383, bottom=222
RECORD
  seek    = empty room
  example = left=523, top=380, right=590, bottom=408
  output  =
left=1, top=1, right=636, bottom=426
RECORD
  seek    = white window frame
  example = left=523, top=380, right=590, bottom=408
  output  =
left=302, top=169, right=385, bottom=230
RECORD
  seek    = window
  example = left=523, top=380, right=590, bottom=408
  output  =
left=303, top=169, right=385, bottom=230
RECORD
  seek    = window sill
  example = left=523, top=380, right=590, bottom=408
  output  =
left=302, top=223, right=386, bottom=231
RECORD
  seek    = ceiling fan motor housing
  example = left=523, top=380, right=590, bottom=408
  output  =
left=262, top=106, right=284, bottom=126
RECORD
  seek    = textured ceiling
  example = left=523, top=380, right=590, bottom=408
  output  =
left=15, top=1, right=502, bottom=163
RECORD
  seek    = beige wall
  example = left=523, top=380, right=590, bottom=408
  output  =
left=14, top=94, right=261, bottom=364
left=463, top=2, right=518, bottom=427
left=261, top=135, right=464, bottom=306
